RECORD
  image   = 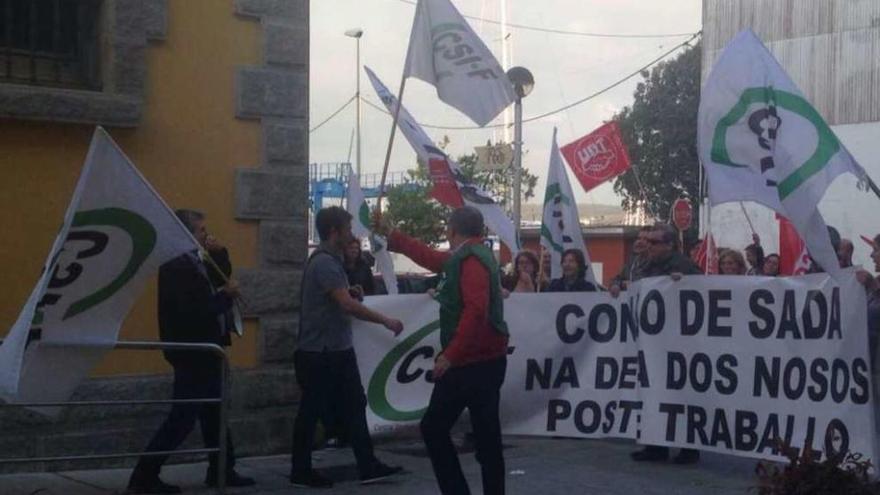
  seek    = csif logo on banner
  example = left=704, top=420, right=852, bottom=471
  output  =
left=367, top=319, right=514, bottom=422
left=24, top=207, right=156, bottom=347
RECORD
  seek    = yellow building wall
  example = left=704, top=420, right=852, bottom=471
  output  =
left=0, top=0, right=263, bottom=375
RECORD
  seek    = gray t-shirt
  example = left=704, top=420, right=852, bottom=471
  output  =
left=298, top=249, right=353, bottom=351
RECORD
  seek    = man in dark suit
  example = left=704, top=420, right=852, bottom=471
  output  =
left=127, top=209, right=254, bottom=494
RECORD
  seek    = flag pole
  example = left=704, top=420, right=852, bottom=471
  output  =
left=377, top=0, right=423, bottom=214
left=376, top=75, right=408, bottom=213
left=866, top=175, right=880, bottom=202
left=738, top=202, right=757, bottom=236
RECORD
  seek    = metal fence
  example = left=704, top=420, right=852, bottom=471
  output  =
left=0, top=340, right=231, bottom=494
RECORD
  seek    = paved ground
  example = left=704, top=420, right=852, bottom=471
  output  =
left=0, top=436, right=758, bottom=494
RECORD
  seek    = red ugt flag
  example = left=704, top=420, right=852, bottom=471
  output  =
left=560, top=122, right=632, bottom=194
left=777, top=214, right=811, bottom=275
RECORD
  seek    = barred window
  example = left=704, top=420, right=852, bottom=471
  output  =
left=0, top=0, right=101, bottom=90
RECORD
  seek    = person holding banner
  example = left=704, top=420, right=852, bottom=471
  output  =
left=128, top=209, right=254, bottom=494
left=546, top=249, right=599, bottom=292
left=762, top=253, right=781, bottom=276
left=610, top=226, right=651, bottom=293
left=291, top=206, right=404, bottom=488
left=618, top=224, right=703, bottom=464
left=378, top=206, right=510, bottom=495
left=501, top=250, right=544, bottom=293
left=718, top=249, right=747, bottom=275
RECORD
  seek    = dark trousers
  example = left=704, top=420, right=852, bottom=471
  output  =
left=132, top=363, right=234, bottom=479
left=421, top=357, right=506, bottom=495
left=291, top=348, right=377, bottom=476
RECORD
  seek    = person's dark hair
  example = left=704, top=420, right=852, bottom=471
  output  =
left=653, top=223, right=678, bottom=247
left=447, top=206, right=484, bottom=237
left=561, top=248, right=587, bottom=279
left=763, top=253, right=780, bottom=275
left=175, top=209, right=205, bottom=234
left=315, top=206, right=352, bottom=242
left=514, top=250, right=540, bottom=278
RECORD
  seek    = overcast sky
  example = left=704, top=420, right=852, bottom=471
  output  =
left=309, top=0, right=702, bottom=206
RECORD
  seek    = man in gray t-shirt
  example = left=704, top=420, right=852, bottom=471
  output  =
left=290, top=206, right=405, bottom=489
left=298, top=248, right=354, bottom=352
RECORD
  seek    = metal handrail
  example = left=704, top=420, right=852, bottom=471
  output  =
left=0, top=340, right=231, bottom=494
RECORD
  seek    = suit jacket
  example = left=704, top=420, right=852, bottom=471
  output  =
left=158, top=249, right=233, bottom=368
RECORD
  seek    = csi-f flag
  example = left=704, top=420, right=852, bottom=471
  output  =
left=699, top=30, right=867, bottom=277
left=365, top=66, right=521, bottom=252
left=541, top=129, right=597, bottom=284
left=0, top=128, right=198, bottom=407
left=404, top=0, right=515, bottom=126
left=346, top=172, right=399, bottom=295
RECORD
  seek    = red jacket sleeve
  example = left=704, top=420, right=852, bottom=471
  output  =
left=388, top=230, right=449, bottom=273
left=442, top=256, right=490, bottom=365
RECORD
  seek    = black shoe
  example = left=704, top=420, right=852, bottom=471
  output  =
left=360, top=463, right=403, bottom=485
left=205, top=470, right=256, bottom=488
left=630, top=446, right=669, bottom=462
left=127, top=476, right=181, bottom=494
left=672, top=449, right=700, bottom=465
left=289, top=470, right=333, bottom=488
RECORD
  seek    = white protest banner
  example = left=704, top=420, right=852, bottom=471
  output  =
left=633, top=274, right=874, bottom=461
left=404, top=0, right=515, bottom=126
left=353, top=275, right=876, bottom=463
left=0, top=128, right=198, bottom=407
left=355, top=293, right=641, bottom=439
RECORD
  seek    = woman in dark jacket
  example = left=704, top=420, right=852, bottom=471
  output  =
left=344, top=239, right=376, bottom=298
left=547, top=249, right=598, bottom=292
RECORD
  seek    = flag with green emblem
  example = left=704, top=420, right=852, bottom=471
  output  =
left=346, top=172, right=398, bottom=295
left=699, top=30, right=867, bottom=277
left=541, top=128, right=597, bottom=284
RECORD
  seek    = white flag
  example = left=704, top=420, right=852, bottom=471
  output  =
left=541, top=129, right=597, bottom=284
left=365, top=66, right=520, bottom=252
left=699, top=30, right=867, bottom=277
left=404, top=0, right=515, bottom=126
left=0, top=128, right=198, bottom=407
left=346, top=172, right=399, bottom=295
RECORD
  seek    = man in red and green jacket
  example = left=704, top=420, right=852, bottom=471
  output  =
left=381, top=206, right=509, bottom=495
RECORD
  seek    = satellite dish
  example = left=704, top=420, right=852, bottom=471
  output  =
left=507, top=66, right=534, bottom=98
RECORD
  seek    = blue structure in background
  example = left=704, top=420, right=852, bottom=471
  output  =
left=309, top=162, right=416, bottom=213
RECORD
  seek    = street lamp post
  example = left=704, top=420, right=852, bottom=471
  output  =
left=506, top=67, right=534, bottom=241
left=345, top=28, right=364, bottom=177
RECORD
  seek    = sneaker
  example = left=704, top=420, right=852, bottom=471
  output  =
left=289, top=470, right=333, bottom=489
left=127, top=476, right=181, bottom=494
left=205, top=470, right=256, bottom=487
left=630, top=446, right=669, bottom=462
left=672, top=449, right=700, bottom=465
left=360, top=463, right=404, bottom=485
